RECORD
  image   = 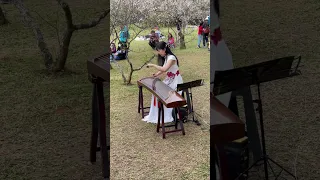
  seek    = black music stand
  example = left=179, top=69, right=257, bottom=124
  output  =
left=89, top=75, right=109, bottom=180
left=213, top=56, right=301, bottom=180
left=177, top=79, right=204, bottom=126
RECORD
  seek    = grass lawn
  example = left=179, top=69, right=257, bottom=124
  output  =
left=110, top=29, right=210, bottom=179
left=221, top=0, right=320, bottom=179
left=1, top=1, right=109, bottom=179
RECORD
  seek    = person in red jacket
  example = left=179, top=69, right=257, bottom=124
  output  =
left=197, top=22, right=204, bottom=48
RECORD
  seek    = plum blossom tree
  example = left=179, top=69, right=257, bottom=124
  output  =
left=110, top=0, right=209, bottom=85
left=3, top=0, right=109, bottom=71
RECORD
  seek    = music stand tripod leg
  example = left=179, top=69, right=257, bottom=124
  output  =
left=267, top=157, right=297, bottom=179
left=235, top=156, right=263, bottom=180
left=256, top=83, right=269, bottom=180
left=237, top=83, right=297, bottom=180
left=186, top=88, right=201, bottom=126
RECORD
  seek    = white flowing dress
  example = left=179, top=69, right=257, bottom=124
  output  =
left=142, top=55, right=183, bottom=124
left=210, top=7, right=234, bottom=180
left=210, top=7, right=234, bottom=109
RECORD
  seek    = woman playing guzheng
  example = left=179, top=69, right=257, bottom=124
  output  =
left=142, top=41, right=183, bottom=124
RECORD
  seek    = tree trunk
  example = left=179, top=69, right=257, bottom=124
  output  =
left=179, top=31, right=186, bottom=49
left=56, top=29, right=73, bottom=71
left=55, top=0, right=109, bottom=71
left=12, top=0, right=53, bottom=70
left=0, top=6, right=8, bottom=25
left=127, top=69, right=133, bottom=85
left=111, top=60, right=127, bottom=83
left=126, top=58, right=134, bottom=85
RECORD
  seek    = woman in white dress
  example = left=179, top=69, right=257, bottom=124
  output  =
left=211, top=0, right=233, bottom=107
left=142, top=41, right=183, bottom=124
left=211, top=1, right=234, bottom=179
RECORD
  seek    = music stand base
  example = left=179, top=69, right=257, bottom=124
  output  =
left=193, top=119, right=201, bottom=126
left=236, top=155, right=297, bottom=180
left=182, top=88, right=201, bottom=126
left=236, top=83, right=296, bottom=180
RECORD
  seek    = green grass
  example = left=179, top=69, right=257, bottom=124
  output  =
left=221, top=0, right=320, bottom=179
left=1, top=1, right=108, bottom=180
left=110, top=27, right=210, bottom=179
left=1, top=1, right=209, bottom=180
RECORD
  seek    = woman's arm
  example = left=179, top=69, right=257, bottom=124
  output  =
left=153, top=71, right=164, bottom=77
left=148, top=59, right=175, bottom=72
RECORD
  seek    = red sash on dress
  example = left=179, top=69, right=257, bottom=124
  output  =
left=211, top=27, right=222, bottom=46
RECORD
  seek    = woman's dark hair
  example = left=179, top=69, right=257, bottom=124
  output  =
left=155, top=41, right=179, bottom=67
left=168, top=33, right=173, bottom=38
left=200, top=22, right=203, bottom=26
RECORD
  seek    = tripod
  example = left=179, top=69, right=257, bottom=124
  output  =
left=212, top=56, right=302, bottom=180
left=184, top=87, right=201, bottom=125
left=177, top=79, right=204, bottom=126
left=235, top=82, right=297, bottom=180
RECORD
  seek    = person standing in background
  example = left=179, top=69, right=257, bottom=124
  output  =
left=197, top=22, right=204, bottom=48
left=203, top=20, right=209, bottom=47
left=119, top=25, right=129, bottom=44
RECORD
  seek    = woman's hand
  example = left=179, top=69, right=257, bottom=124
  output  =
left=147, top=63, right=154, bottom=68
left=153, top=71, right=163, bottom=78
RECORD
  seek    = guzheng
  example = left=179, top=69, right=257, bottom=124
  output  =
left=211, top=93, right=245, bottom=144
left=137, top=77, right=186, bottom=108
left=87, top=53, right=110, bottom=81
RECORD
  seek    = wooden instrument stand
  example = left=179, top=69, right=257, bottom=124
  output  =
left=87, top=53, right=109, bottom=179
left=89, top=76, right=109, bottom=179
left=137, top=77, right=187, bottom=139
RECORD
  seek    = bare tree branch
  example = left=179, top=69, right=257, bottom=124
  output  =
left=10, top=0, right=53, bottom=70
left=111, top=60, right=127, bottom=83
left=128, top=27, right=146, bottom=44
left=31, top=9, right=61, bottom=46
left=133, top=55, right=155, bottom=71
left=56, top=0, right=73, bottom=29
left=74, top=9, right=109, bottom=30
left=111, top=23, right=120, bottom=42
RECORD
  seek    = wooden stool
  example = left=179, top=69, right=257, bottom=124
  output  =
left=156, top=102, right=185, bottom=139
